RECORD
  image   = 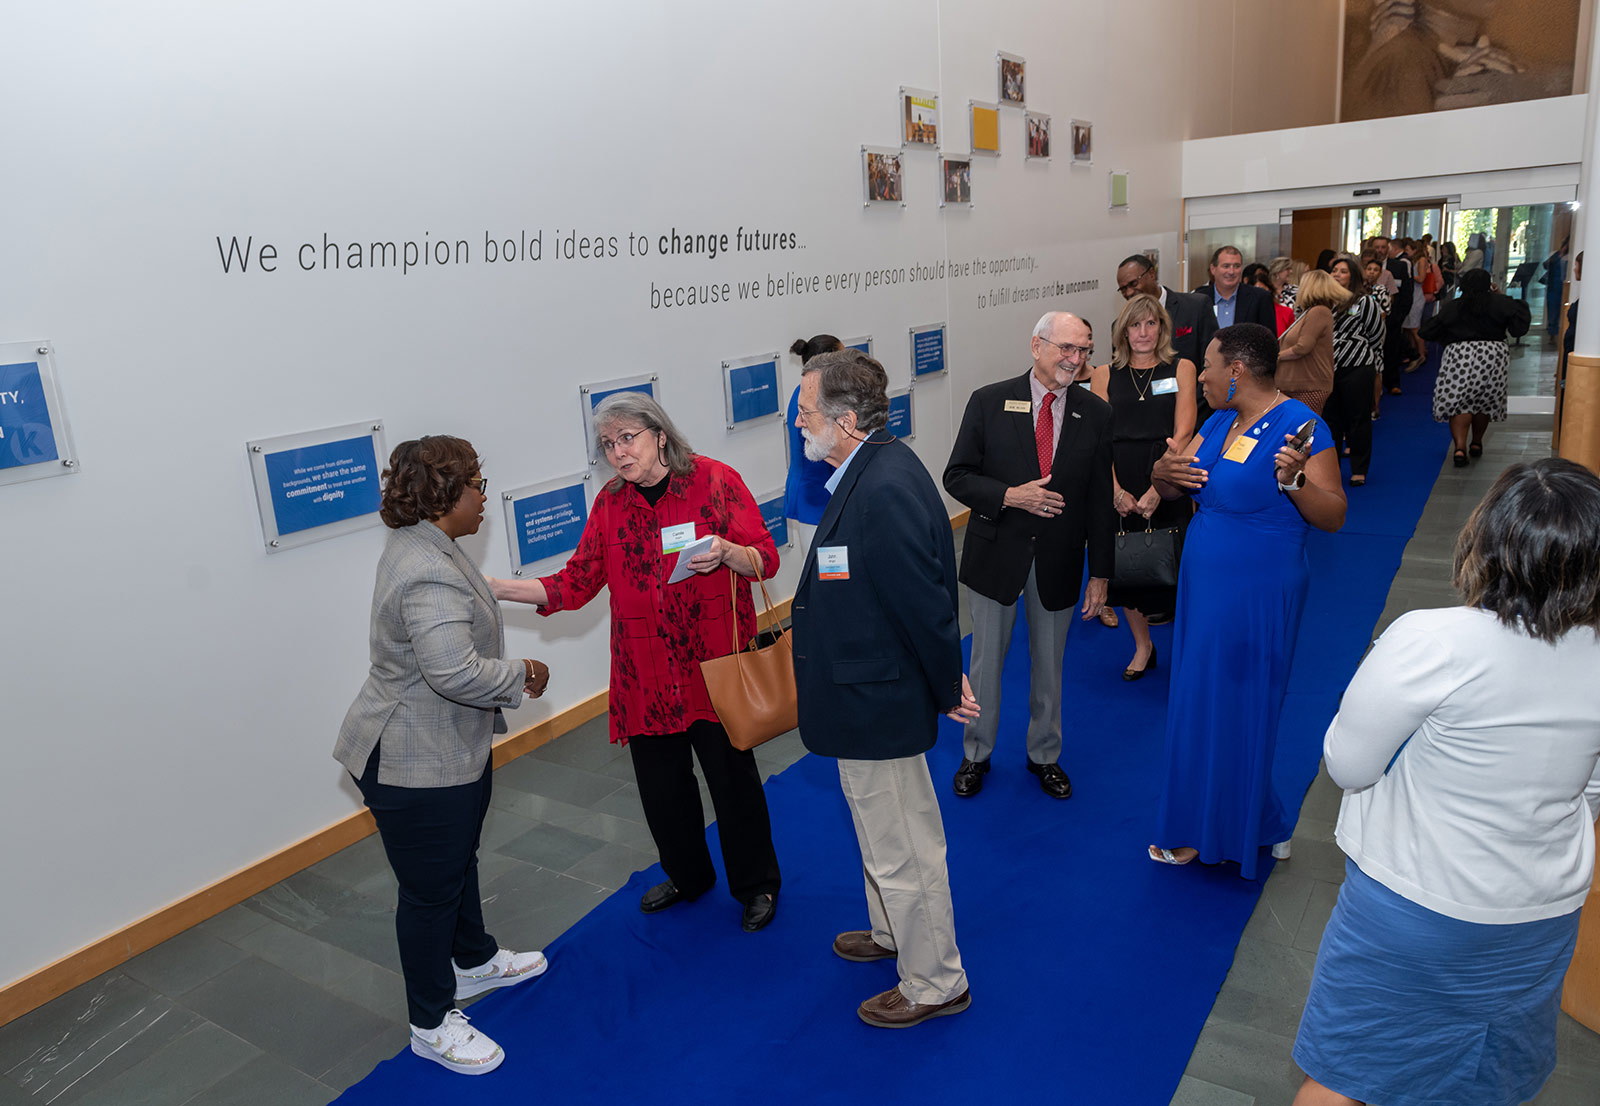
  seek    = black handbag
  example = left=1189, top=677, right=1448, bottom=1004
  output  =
left=1113, top=519, right=1180, bottom=589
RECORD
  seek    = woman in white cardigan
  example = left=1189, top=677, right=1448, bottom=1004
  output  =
left=1292, top=457, right=1600, bottom=1106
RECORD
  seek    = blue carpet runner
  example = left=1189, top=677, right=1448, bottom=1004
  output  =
left=337, top=367, right=1451, bottom=1105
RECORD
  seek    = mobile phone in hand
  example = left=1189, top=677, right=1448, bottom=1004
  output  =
left=1286, top=418, right=1316, bottom=453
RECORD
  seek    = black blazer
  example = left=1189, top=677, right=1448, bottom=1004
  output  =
left=1192, top=282, right=1278, bottom=332
left=1162, top=286, right=1218, bottom=368
left=792, top=433, right=963, bottom=761
left=1386, top=257, right=1415, bottom=316
left=943, top=372, right=1115, bottom=611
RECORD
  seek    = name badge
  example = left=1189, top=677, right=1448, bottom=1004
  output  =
left=1222, top=435, right=1257, bottom=463
left=1004, top=399, right=1032, bottom=413
left=1152, top=377, right=1179, bottom=396
left=817, top=546, right=849, bottom=580
left=660, top=522, right=697, bottom=555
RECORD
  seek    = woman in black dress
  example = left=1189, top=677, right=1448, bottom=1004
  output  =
left=1090, top=293, right=1197, bottom=680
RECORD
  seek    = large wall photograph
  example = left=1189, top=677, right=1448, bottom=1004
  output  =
left=1341, top=0, right=1584, bottom=119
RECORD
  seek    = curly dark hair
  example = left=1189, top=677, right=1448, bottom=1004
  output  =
left=1454, top=458, right=1600, bottom=644
left=379, top=436, right=479, bottom=528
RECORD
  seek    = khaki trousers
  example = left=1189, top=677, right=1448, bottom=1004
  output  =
left=837, top=754, right=967, bottom=1004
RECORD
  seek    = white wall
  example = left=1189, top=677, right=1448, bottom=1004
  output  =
left=1182, top=95, right=1589, bottom=199
left=0, top=0, right=1293, bottom=991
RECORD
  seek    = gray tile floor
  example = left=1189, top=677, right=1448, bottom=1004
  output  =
left=2, top=415, right=1596, bottom=1106
left=1175, top=414, right=1600, bottom=1106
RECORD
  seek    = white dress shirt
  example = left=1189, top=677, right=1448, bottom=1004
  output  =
left=1326, top=606, right=1600, bottom=924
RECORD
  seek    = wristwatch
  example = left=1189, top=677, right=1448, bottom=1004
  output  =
left=1277, top=471, right=1306, bottom=493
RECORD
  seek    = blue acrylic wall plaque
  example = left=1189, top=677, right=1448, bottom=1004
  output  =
left=507, top=480, right=590, bottom=573
left=0, top=361, right=60, bottom=470
left=247, top=420, right=387, bottom=552
left=757, top=493, right=790, bottom=549
left=886, top=389, right=915, bottom=439
left=261, top=435, right=382, bottom=536
left=911, top=324, right=947, bottom=376
left=723, top=355, right=781, bottom=427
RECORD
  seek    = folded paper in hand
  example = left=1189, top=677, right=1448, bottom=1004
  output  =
left=667, top=535, right=716, bottom=584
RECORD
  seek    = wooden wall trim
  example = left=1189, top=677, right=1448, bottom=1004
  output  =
left=0, top=521, right=960, bottom=1028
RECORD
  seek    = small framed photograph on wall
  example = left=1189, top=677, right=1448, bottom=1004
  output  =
left=998, top=52, right=1025, bottom=105
left=940, top=157, right=972, bottom=206
left=1071, top=119, right=1093, bottom=164
left=862, top=146, right=904, bottom=205
left=1025, top=112, right=1051, bottom=159
left=900, top=87, right=939, bottom=147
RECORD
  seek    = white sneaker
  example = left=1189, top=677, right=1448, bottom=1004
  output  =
left=409, top=1009, right=504, bottom=1075
left=454, top=948, right=548, bottom=1000
left=1271, top=841, right=1292, bottom=860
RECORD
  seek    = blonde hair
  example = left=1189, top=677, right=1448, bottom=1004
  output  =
left=1110, top=293, right=1177, bottom=369
left=1296, top=268, right=1352, bottom=312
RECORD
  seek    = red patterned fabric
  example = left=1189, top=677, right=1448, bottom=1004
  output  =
left=538, top=456, right=779, bottom=743
left=1035, top=391, right=1055, bottom=477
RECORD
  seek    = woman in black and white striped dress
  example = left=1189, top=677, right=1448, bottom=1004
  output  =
left=1326, top=257, right=1386, bottom=487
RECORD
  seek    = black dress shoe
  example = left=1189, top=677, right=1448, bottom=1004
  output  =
left=1123, top=643, right=1158, bottom=682
left=640, top=879, right=691, bottom=914
left=952, top=758, right=991, bottom=797
left=1026, top=761, right=1072, bottom=799
left=741, top=893, right=778, bottom=932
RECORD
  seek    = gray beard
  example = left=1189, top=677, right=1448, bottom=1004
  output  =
left=802, top=425, right=835, bottom=463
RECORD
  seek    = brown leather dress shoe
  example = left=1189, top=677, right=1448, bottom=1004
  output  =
left=858, top=986, right=971, bottom=1028
left=833, top=931, right=897, bottom=962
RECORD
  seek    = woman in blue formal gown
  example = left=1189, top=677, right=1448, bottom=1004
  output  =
left=1148, top=323, right=1346, bottom=878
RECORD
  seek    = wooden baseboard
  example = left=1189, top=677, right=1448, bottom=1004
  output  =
left=0, top=684, right=614, bottom=1029
left=0, top=532, right=948, bottom=1028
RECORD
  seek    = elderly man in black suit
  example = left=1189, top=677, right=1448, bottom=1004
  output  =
left=942, top=311, right=1115, bottom=800
left=790, top=349, right=979, bottom=1030
left=1194, top=245, right=1277, bottom=332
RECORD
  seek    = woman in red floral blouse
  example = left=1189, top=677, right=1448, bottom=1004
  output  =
left=490, top=392, right=783, bottom=932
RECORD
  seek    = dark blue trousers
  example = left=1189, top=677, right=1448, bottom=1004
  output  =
left=355, top=747, right=499, bottom=1029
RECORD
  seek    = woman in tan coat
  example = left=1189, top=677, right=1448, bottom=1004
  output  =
left=1276, top=269, right=1346, bottom=416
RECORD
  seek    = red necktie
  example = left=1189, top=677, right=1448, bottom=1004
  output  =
left=1035, top=392, right=1055, bottom=478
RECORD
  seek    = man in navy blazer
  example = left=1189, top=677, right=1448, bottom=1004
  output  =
left=790, top=349, right=978, bottom=1030
left=1194, top=245, right=1277, bottom=332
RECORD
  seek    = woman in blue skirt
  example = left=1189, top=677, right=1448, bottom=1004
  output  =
left=1292, top=458, right=1600, bottom=1106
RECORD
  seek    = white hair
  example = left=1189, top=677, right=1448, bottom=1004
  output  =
left=1032, top=311, right=1086, bottom=339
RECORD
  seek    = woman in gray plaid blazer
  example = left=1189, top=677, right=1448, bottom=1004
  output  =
left=334, top=436, right=551, bottom=1076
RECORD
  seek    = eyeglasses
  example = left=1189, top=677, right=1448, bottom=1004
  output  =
left=795, top=404, right=823, bottom=424
left=467, top=476, right=488, bottom=494
left=1116, top=276, right=1146, bottom=295
left=599, top=430, right=648, bottom=454
left=1039, top=336, right=1094, bottom=361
